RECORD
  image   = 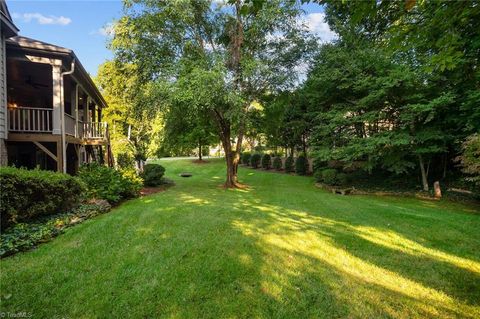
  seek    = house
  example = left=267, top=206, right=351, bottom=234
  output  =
left=0, top=1, right=112, bottom=174
left=0, top=0, right=18, bottom=167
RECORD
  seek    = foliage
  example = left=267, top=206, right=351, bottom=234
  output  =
left=300, top=0, right=480, bottom=191
left=116, top=152, right=135, bottom=170
left=457, top=134, right=480, bottom=186
left=241, top=152, right=251, bottom=165
left=336, top=172, right=350, bottom=186
left=316, top=168, right=338, bottom=185
left=120, top=169, right=144, bottom=196
left=141, top=164, right=166, bottom=187
left=0, top=167, right=84, bottom=230
left=0, top=202, right=111, bottom=258
left=96, top=61, right=167, bottom=168
left=261, top=154, right=271, bottom=170
left=250, top=153, right=262, bottom=169
left=273, top=157, right=283, bottom=170
left=295, top=155, right=308, bottom=175
left=78, top=164, right=141, bottom=204
left=110, top=0, right=316, bottom=187
left=284, top=156, right=295, bottom=173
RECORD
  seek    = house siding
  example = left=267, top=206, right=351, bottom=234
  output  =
left=0, top=23, right=6, bottom=140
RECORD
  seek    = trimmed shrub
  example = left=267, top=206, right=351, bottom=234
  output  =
left=141, top=164, right=166, bottom=186
left=261, top=154, right=272, bottom=169
left=241, top=152, right=251, bottom=165
left=0, top=167, right=84, bottom=230
left=295, top=155, right=308, bottom=175
left=78, top=163, right=142, bottom=204
left=285, top=156, right=294, bottom=173
left=336, top=172, right=350, bottom=186
left=250, top=153, right=261, bottom=168
left=320, top=168, right=338, bottom=185
left=273, top=157, right=282, bottom=170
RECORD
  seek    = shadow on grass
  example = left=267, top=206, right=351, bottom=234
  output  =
left=1, top=164, right=479, bottom=318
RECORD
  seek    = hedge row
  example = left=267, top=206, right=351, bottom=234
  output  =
left=0, top=167, right=85, bottom=230
left=0, top=163, right=167, bottom=231
left=240, top=153, right=311, bottom=175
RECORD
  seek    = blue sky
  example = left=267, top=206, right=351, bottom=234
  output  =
left=7, top=0, right=333, bottom=76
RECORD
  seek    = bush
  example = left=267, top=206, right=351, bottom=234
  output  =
left=0, top=167, right=84, bottom=230
left=261, top=154, right=272, bottom=169
left=273, top=157, right=282, bottom=170
left=116, top=152, right=135, bottom=170
left=78, top=163, right=142, bottom=204
left=241, top=152, right=251, bottom=165
left=120, top=169, right=144, bottom=195
left=317, top=168, right=338, bottom=185
left=336, top=172, right=350, bottom=186
left=250, top=153, right=261, bottom=168
left=141, top=164, right=166, bottom=186
left=295, top=155, right=308, bottom=175
left=285, top=156, right=294, bottom=173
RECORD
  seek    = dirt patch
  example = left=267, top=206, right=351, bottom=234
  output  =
left=140, top=186, right=167, bottom=196
left=192, top=159, right=209, bottom=164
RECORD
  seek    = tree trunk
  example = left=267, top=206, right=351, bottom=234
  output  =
left=418, top=154, right=429, bottom=191
left=198, top=142, right=202, bottom=161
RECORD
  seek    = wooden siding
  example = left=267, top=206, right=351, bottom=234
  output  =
left=0, top=25, right=6, bottom=140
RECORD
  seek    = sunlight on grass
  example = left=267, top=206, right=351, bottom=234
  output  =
left=1, top=159, right=478, bottom=318
left=232, top=203, right=480, bottom=319
left=354, top=226, right=480, bottom=274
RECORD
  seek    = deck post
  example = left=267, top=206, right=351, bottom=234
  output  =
left=74, top=84, right=79, bottom=138
left=51, top=61, right=63, bottom=136
left=56, top=137, right=63, bottom=172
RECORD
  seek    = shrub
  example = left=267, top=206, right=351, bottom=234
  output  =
left=261, top=154, right=272, bottom=169
left=250, top=153, right=262, bottom=168
left=336, top=172, right=350, bottom=186
left=141, top=164, right=166, bottom=186
left=78, top=163, right=141, bottom=204
left=319, top=168, right=338, bottom=185
left=295, top=155, right=308, bottom=175
left=241, top=152, right=251, bottom=165
left=120, top=169, right=144, bottom=196
left=116, top=152, right=135, bottom=170
left=0, top=167, right=84, bottom=230
left=285, top=156, right=294, bottom=173
left=273, top=157, right=282, bottom=170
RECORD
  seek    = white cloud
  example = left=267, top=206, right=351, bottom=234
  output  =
left=13, top=12, right=71, bottom=26
left=90, top=22, right=115, bottom=37
left=304, top=12, right=337, bottom=42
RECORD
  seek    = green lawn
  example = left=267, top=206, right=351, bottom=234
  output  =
left=1, top=159, right=479, bottom=318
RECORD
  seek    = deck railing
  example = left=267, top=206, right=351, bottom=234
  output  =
left=65, top=113, right=76, bottom=136
left=8, top=107, right=53, bottom=132
left=83, top=122, right=107, bottom=139
left=8, top=107, right=108, bottom=142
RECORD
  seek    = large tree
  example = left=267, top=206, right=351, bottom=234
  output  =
left=96, top=61, right=166, bottom=170
left=110, top=0, right=315, bottom=187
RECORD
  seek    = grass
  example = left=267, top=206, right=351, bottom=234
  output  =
left=1, top=158, right=479, bottom=318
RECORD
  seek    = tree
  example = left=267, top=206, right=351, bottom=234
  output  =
left=163, top=99, right=218, bottom=161
left=457, top=134, right=480, bottom=187
left=304, top=0, right=480, bottom=190
left=110, top=0, right=315, bottom=187
left=96, top=61, right=166, bottom=171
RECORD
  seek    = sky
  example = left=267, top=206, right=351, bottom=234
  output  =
left=7, top=0, right=335, bottom=76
